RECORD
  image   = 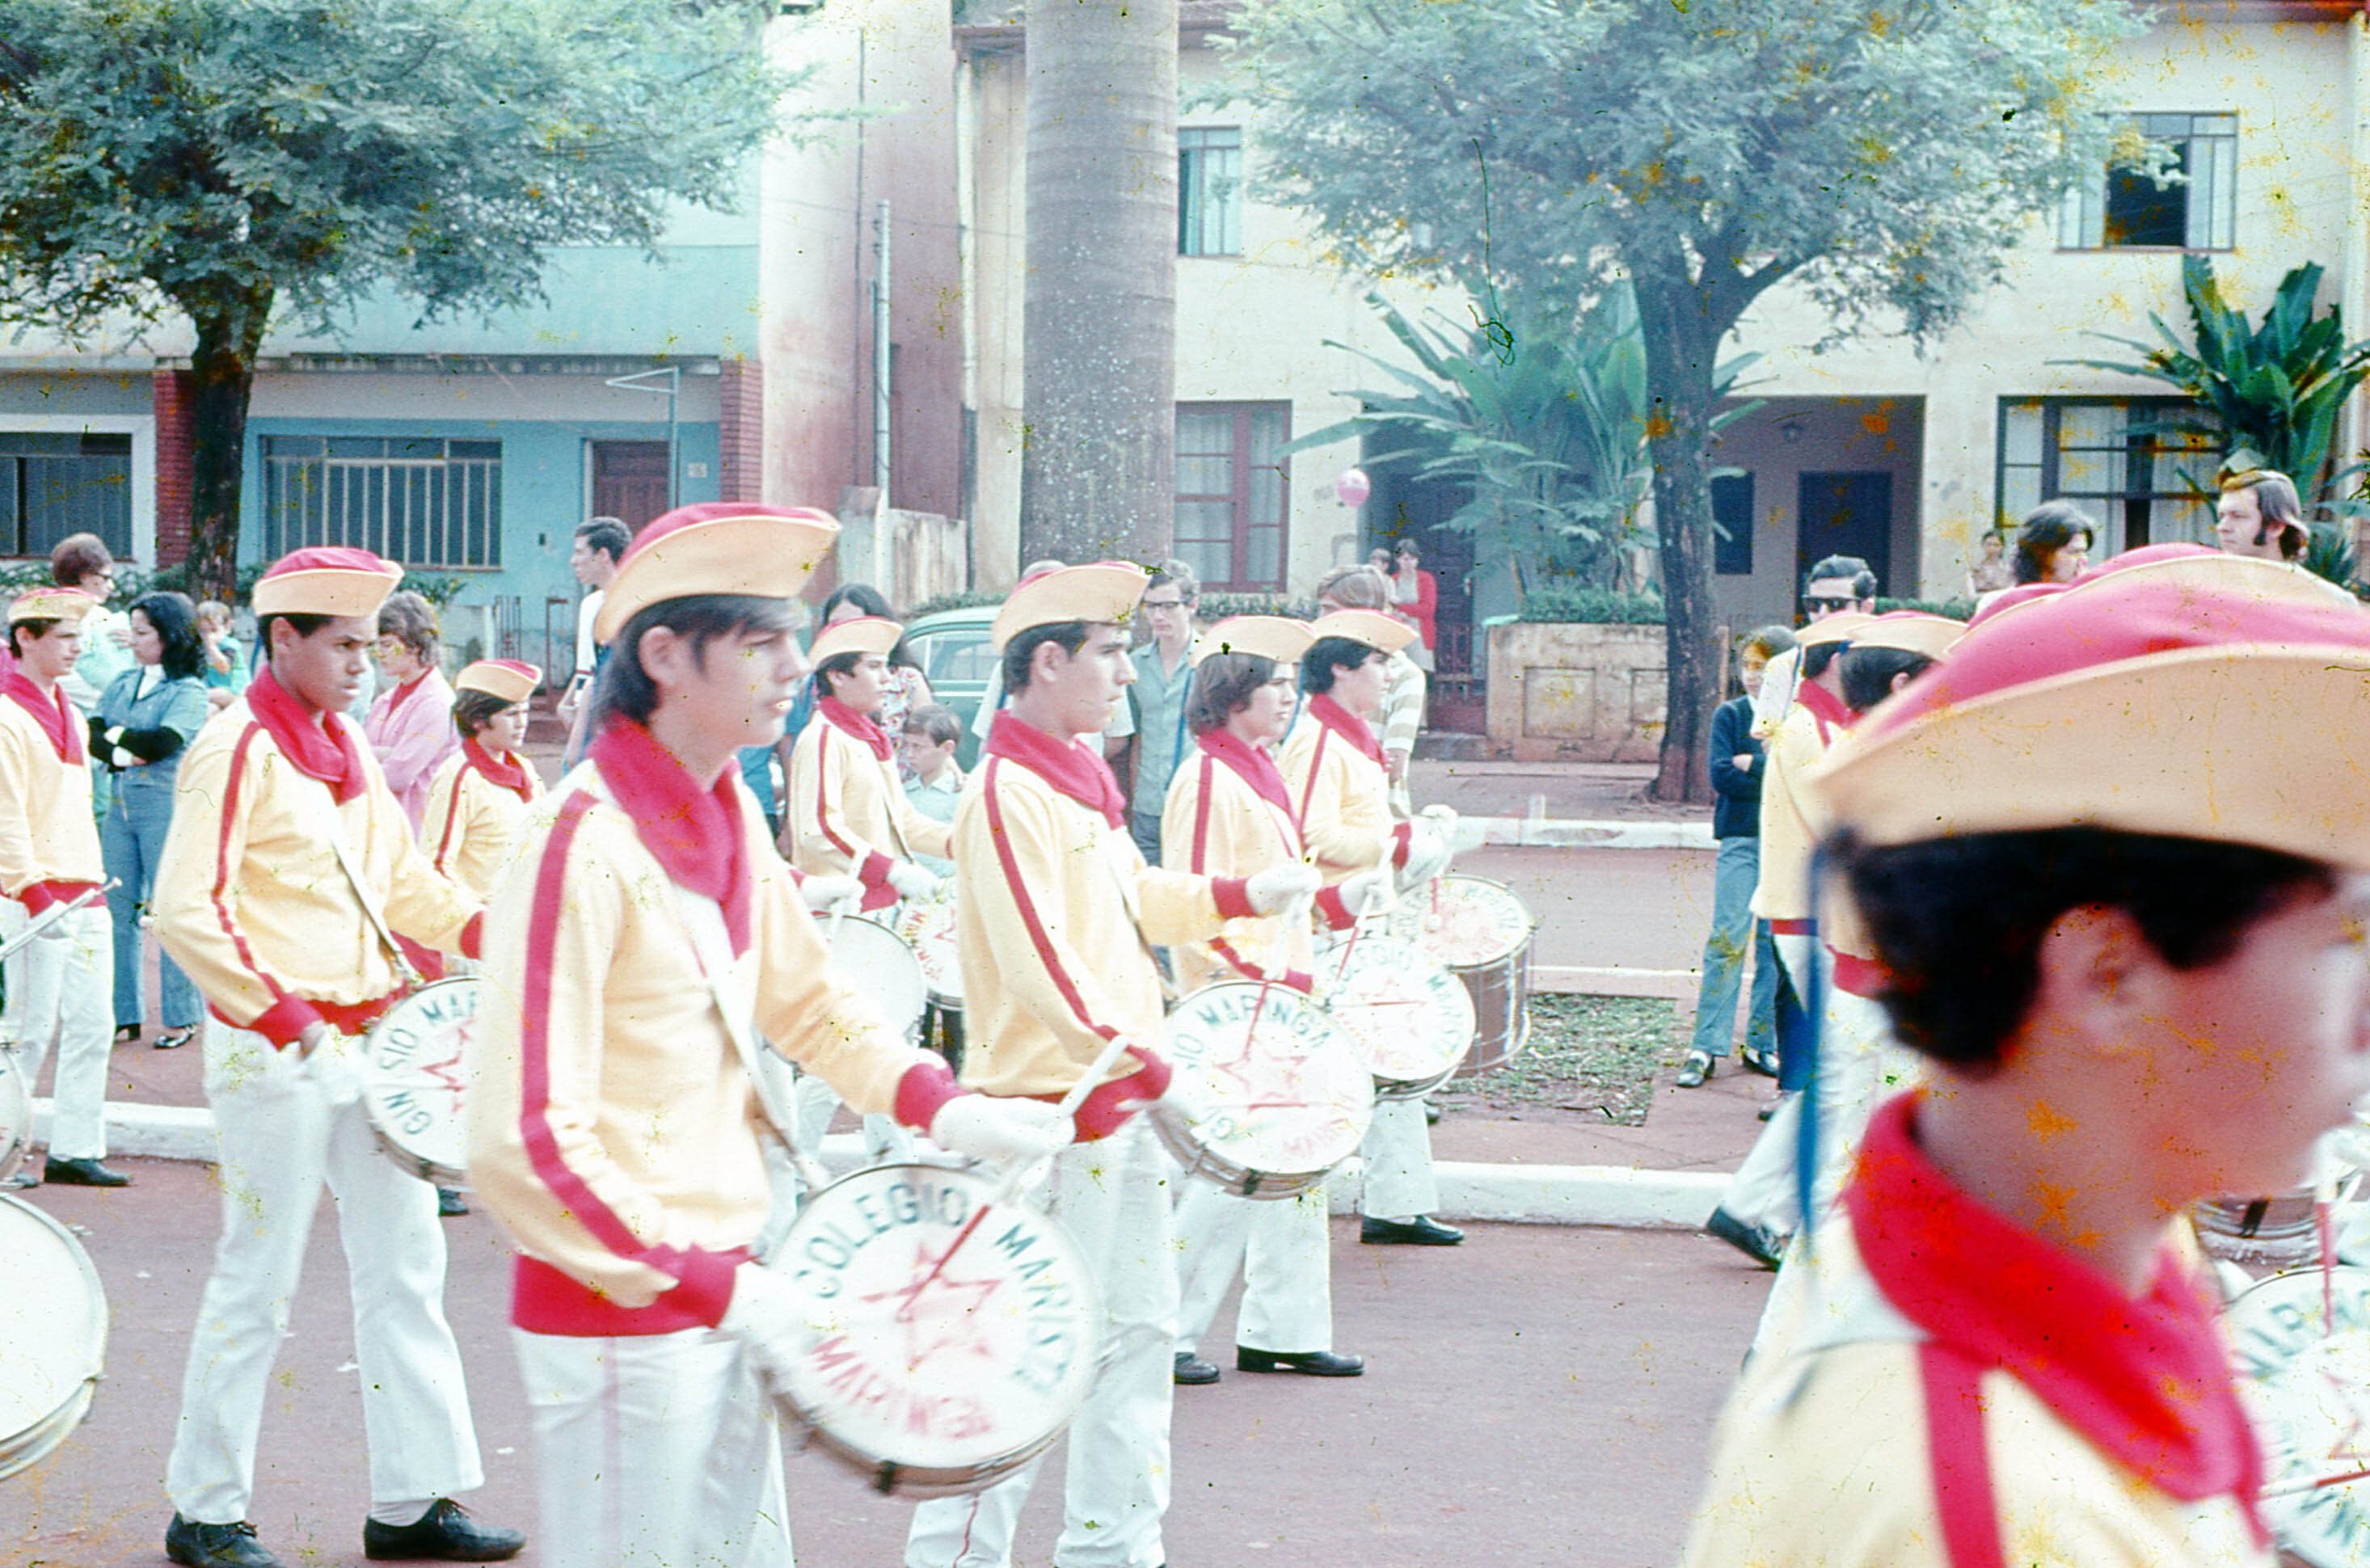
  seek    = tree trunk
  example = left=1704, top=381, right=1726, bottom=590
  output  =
left=1018, top=0, right=1178, bottom=567
left=181, top=284, right=275, bottom=601
left=1634, top=276, right=1725, bottom=806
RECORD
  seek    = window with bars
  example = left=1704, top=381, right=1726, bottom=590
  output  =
left=1179, top=127, right=1243, bottom=257
left=2059, top=112, right=2237, bottom=251
left=261, top=436, right=502, bottom=569
left=0, top=432, right=132, bottom=561
left=1996, top=398, right=2216, bottom=555
left=1174, top=403, right=1288, bottom=591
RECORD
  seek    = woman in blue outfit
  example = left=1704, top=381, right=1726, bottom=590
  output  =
left=94, top=592, right=212, bottom=1048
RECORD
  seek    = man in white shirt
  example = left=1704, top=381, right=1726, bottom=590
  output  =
left=1752, top=554, right=1877, bottom=732
left=555, top=516, right=628, bottom=765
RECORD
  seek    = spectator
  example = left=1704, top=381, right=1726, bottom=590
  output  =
left=2009, top=502, right=2093, bottom=586
left=94, top=592, right=210, bottom=1049
left=557, top=516, right=629, bottom=765
left=364, top=589, right=458, bottom=832
left=1753, top=554, right=1877, bottom=730
left=195, top=600, right=247, bottom=710
left=899, top=703, right=964, bottom=877
left=1678, top=626, right=1795, bottom=1088
left=2215, top=467, right=2310, bottom=562
left=50, top=533, right=129, bottom=716
left=1389, top=538, right=1440, bottom=671
left=1964, top=531, right=2014, bottom=598
left=1104, top=560, right=1201, bottom=862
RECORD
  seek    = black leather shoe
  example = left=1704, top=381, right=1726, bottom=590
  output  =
left=1757, top=1089, right=1795, bottom=1123
left=1360, top=1215, right=1464, bottom=1246
left=362, top=1499, right=525, bottom=1562
left=436, top=1187, right=470, bottom=1217
left=1676, top=1050, right=1714, bottom=1088
left=44, top=1156, right=129, bottom=1187
left=167, top=1514, right=285, bottom=1567
left=1237, top=1346, right=1364, bottom=1376
left=1739, top=1043, right=1780, bottom=1077
left=1703, top=1206, right=1786, bottom=1270
left=1173, top=1351, right=1220, bottom=1385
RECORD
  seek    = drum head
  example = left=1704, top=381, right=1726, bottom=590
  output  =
left=892, top=891, right=963, bottom=1007
left=362, top=978, right=479, bottom=1187
left=1317, top=934, right=1475, bottom=1092
left=2228, top=1266, right=2370, bottom=1564
left=0, top=1048, right=27, bottom=1184
left=765, top=1163, right=1101, bottom=1494
left=1390, top=875, right=1535, bottom=969
left=831, top=918, right=930, bottom=1042
left=1158, top=983, right=1372, bottom=1195
left=0, top=1193, right=108, bottom=1481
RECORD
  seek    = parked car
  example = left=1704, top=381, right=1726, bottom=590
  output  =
left=900, top=605, right=1000, bottom=769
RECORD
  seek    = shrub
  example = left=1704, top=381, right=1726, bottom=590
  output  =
left=1514, top=585, right=1667, bottom=624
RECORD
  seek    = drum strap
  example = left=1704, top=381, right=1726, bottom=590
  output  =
left=667, top=882, right=829, bottom=1193
left=323, top=816, right=424, bottom=992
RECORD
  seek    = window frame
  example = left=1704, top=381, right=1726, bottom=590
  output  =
left=2057, top=112, right=2238, bottom=253
left=1994, top=396, right=2218, bottom=554
left=1178, top=125, right=1244, bottom=259
left=260, top=434, right=504, bottom=571
left=1173, top=402, right=1290, bottom=592
left=0, top=429, right=135, bottom=563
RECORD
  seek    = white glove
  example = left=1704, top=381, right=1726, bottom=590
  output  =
left=1398, top=824, right=1453, bottom=889
left=1243, top=863, right=1321, bottom=917
left=887, top=861, right=941, bottom=901
left=1336, top=870, right=1394, bottom=919
left=798, top=874, right=863, bottom=913
left=930, top=1094, right=1077, bottom=1164
left=721, top=1262, right=815, bottom=1379
left=30, top=913, right=72, bottom=945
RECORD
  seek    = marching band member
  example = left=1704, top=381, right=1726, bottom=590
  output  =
left=0, top=587, right=129, bottom=1189
left=1679, top=558, right=2370, bottom=1567
left=1163, top=616, right=1388, bottom=1385
left=466, top=504, right=1071, bottom=1568
left=1281, top=609, right=1457, bottom=1247
left=905, top=565, right=1319, bottom=1568
left=420, top=660, right=546, bottom=900
left=151, top=548, right=518, bottom=1568
left=781, top=613, right=949, bottom=904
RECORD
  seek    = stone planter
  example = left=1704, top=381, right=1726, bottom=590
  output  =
left=1484, top=622, right=1667, bottom=762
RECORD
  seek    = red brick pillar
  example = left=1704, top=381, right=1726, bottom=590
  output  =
left=718, top=357, right=765, bottom=504
left=152, top=369, right=195, bottom=567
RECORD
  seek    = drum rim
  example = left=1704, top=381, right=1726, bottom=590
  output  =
left=1158, top=981, right=1373, bottom=1182
left=1401, top=872, right=1539, bottom=956
left=1317, top=934, right=1478, bottom=1082
left=0, top=1060, right=28, bottom=1183
left=765, top=1161, right=1103, bottom=1490
left=361, top=976, right=481, bottom=1188
left=0, top=1192, right=109, bottom=1470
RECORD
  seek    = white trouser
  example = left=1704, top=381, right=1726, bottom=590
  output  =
left=1716, top=933, right=1820, bottom=1235
left=166, top=1018, right=483, bottom=1524
left=1173, top=1178, right=1332, bottom=1356
left=791, top=1068, right=913, bottom=1166
left=906, top=1118, right=1177, bottom=1568
left=2, top=901, right=113, bottom=1160
left=1360, top=1095, right=1438, bottom=1220
left=513, top=1325, right=791, bottom=1568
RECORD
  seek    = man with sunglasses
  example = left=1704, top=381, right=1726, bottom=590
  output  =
left=1752, top=555, right=1878, bottom=732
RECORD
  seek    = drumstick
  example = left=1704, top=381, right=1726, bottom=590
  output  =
left=2320, top=1174, right=2341, bottom=1338
left=0, top=878, right=119, bottom=963
left=2262, top=1463, right=2370, bottom=1500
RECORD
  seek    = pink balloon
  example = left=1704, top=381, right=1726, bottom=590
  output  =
left=1336, top=467, right=1372, bottom=508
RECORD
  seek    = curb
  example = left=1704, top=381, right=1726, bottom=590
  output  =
left=1449, top=818, right=1714, bottom=853
left=36, top=1101, right=1728, bottom=1230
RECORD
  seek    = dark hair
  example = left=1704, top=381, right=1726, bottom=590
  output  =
left=1002, top=622, right=1092, bottom=693
left=1145, top=558, right=1200, bottom=603
left=452, top=688, right=516, bottom=739
left=1301, top=635, right=1377, bottom=695
left=6, top=619, right=60, bottom=657
left=816, top=648, right=867, bottom=698
left=1805, top=554, right=1877, bottom=602
left=2222, top=469, right=2308, bottom=559
left=901, top=703, right=961, bottom=747
left=2012, top=502, right=2093, bottom=585
left=576, top=517, right=630, bottom=563
left=1833, top=827, right=2334, bottom=1074
left=259, top=613, right=335, bottom=656
left=1800, top=640, right=1847, bottom=681
left=592, top=594, right=803, bottom=728
left=1837, top=647, right=1934, bottom=714
left=820, top=582, right=919, bottom=670
left=50, top=532, right=112, bottom=590
left=1187, top=651, right=1277, bottom=733
left=132, top=592, right=205, bottom=681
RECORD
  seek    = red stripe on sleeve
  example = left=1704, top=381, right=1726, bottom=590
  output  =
left=1295, top=728, right=1329, bottom=828
left=431, top=768, right=466, bottom=874
left=1189, top=753, right=1216, bottom=873
left=812, top=727, right=861, bottom=861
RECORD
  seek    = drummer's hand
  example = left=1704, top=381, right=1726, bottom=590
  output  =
left=30, top=915, right=72, bottom=945
left=296, top=1021, right=331, bottom=1059
left=886, top=860, right=941, bottom=902
left=798, top=874, right=864, bottom=913
left=1336, top=870, right=1393, bottom=918
left=930, top=1094, right=1076, bottom=1164
left=722, top=1262, right=814, bottom=1378
left=1244, top=863, right=1321, bottom=916
left=1398, top=825, right=1453, bottom=888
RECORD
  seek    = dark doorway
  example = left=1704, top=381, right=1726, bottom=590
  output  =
left=590, top=440, right=671, bottom=531
left=1795, top=472, right=1893, bottom=593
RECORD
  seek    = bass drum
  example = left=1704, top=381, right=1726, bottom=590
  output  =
left=1390, top=875, right=1536, bottom=1077
left=361, top=978, right=481, bottom=1187
left=1153, top=982, right=1372, bottom=1199
left=0, top=1193, right=109, bottom=1481
left=2226, top=1265, right=2370, bottom=1564
left=761, top=1162, right=1101, bottom=1495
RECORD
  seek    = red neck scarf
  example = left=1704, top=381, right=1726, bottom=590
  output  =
left=1197, top=727, right=1296, bottom=822
left=462, top=736, right=536, bottom=803
left=2, top=673, right=82, bottom=765
left=1308, top=693, right=1384, bottom=767
left=249, top=667, right=365, bottom=803
left=985, top=710, right=1126, bottom=828
left=1848, top=1093, right=2266, bottom=1532
left=1795, top=675, right=1852, bottom=745
left=818, top=695, right=894, bottom=763
left=591, top=719, right=753, bottom=953
left=386, top=668, right=436, bottom=715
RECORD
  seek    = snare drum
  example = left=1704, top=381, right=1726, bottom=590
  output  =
left=0, top=1193, right=108, bottom=1481
left=1315, top=934, right=1475, bottom=1099
left=1154, top=982, right=1373, bottom=1199
left=0, top=1039, right=28, bottom=1186
left=1390, top=875, right=1536, bottom=1077
left=2226, top=1265, right=2370, bottom=1564
left=831, top=917, right=929, bottom=1047
left=761, top=1162, right=1100, bottom=1495
left=362, top=978, right=480, bottom=1187
left=893, top=890, right=963, bottom=1013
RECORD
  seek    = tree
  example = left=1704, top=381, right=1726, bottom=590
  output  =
left=1224, top=0, right=2144, bottom=799
left=1019, top=0, right=1179, bottom=568
left=0, top=0, right=798, bottom=598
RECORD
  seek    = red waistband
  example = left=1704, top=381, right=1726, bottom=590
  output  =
left=510, top=1250, right=753, bottom=1337
left=1769, top=917, right=1816, bottom=935
left=209, top=992, right=400, bottom=1038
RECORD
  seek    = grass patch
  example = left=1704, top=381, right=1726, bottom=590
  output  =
left=1433, top=994, right=1682, bottom=1125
